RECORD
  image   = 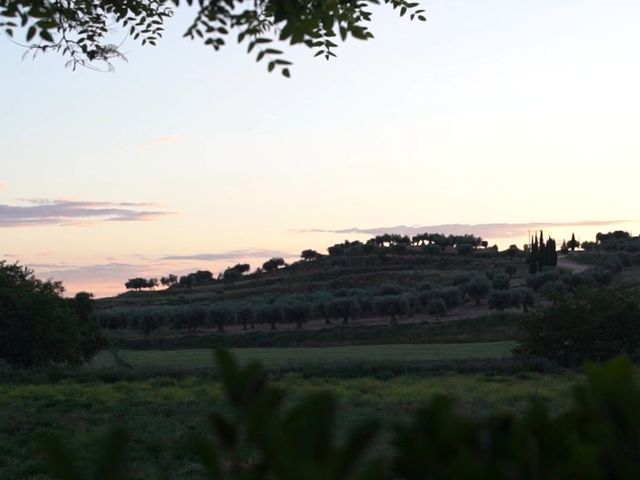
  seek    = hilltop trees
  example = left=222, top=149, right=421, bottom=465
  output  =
left=179, top=270, right=213, bottom=287
left=263, top=257, right=286, bottom=272
left=125, top=277, right=158, bottom=291
left=223, top=263, right=250, bottom=282
left=301, top=249, right=322, bottom=261
left=160, top=274, right=178, bottom=287
left=567, top=233, right=580, bottom=252
left=0, top=261, right=105, bottom=366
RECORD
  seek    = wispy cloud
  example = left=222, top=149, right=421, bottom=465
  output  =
left=302, top=220, right=630, bottom=239
left=0, top=199, right=173, bottom=227
left=161, top=249, right=293, bottom=261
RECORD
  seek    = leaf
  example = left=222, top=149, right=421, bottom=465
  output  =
left=282, top=68, right=290, bottom=78
left=39, top=29, right=53, bottom=42
left=26, top=25, right=36, bottom=42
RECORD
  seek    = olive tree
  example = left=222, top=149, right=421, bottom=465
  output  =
left=207, top=305, right=236, bottom=332
left=373, top=295, right=409, bottom=325
left=283, top=302, right=312, bottom=329
left=466, top=276, right=491, bottom=306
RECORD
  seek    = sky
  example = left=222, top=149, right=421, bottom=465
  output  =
left=1, top=0, right=640, bottom=297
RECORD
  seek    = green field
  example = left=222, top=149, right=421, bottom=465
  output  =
left=116, top=341, right=516, bottom=370
left=0, top=368, right=577, bottom=479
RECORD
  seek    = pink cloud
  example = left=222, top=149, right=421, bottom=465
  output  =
left=0, top=199, right=173, bottom=227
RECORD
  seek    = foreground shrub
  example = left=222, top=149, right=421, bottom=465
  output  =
left=40, top=352, right=640, bottom=480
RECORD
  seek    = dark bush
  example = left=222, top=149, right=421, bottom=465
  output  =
left=517, top=289, right=640, bottom=366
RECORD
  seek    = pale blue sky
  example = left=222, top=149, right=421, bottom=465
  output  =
left=1, top=0, right=640, bottom=295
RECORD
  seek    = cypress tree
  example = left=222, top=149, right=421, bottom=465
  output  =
left=529, top=234, right=539, bottom=274
left=538, top=231, right=545, bottom=271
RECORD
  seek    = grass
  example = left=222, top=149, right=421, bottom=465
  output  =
left=0, top=369, right=578, bottom=480
left=115, top=342, right=516, bottom=371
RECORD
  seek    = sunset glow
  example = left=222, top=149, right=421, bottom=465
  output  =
left=2, top=1, right=640, bottom=297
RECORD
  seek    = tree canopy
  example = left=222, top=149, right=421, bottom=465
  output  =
left=1, top=0, right=426, bottom=75
left=0, top=261, right=106, bottom=366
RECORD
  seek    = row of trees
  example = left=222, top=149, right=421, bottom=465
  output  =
left=122, top=231, right=513, bottom=293
left=326, top=233, right=491, bottom=257
left=100, top=268, right=540, bottom=334
left=124, top=257, right=289, bottom=291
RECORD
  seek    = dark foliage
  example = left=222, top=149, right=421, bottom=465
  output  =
left=517, top=289, right=640, bottom=366
left=0, top=261, right=106, bottom=366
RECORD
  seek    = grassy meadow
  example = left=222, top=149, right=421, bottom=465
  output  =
left=0, top=366, right=580, bottom=480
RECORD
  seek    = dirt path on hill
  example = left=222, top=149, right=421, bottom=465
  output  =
left=557, top=255, right=590, bottom=273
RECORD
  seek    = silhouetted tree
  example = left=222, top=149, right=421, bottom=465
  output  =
left=0, top=261, right=105, bottom=366
left=567, top=233, right=579, bottom=251
left=263, top=257, right=286, bottom=272
left=125, top=277, right=157, bottom=291
left=223, top=263, right=251, bottom=282
left=160, top=274, right=178, bottom=287
left=301, top=249, right=322, bottom=261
